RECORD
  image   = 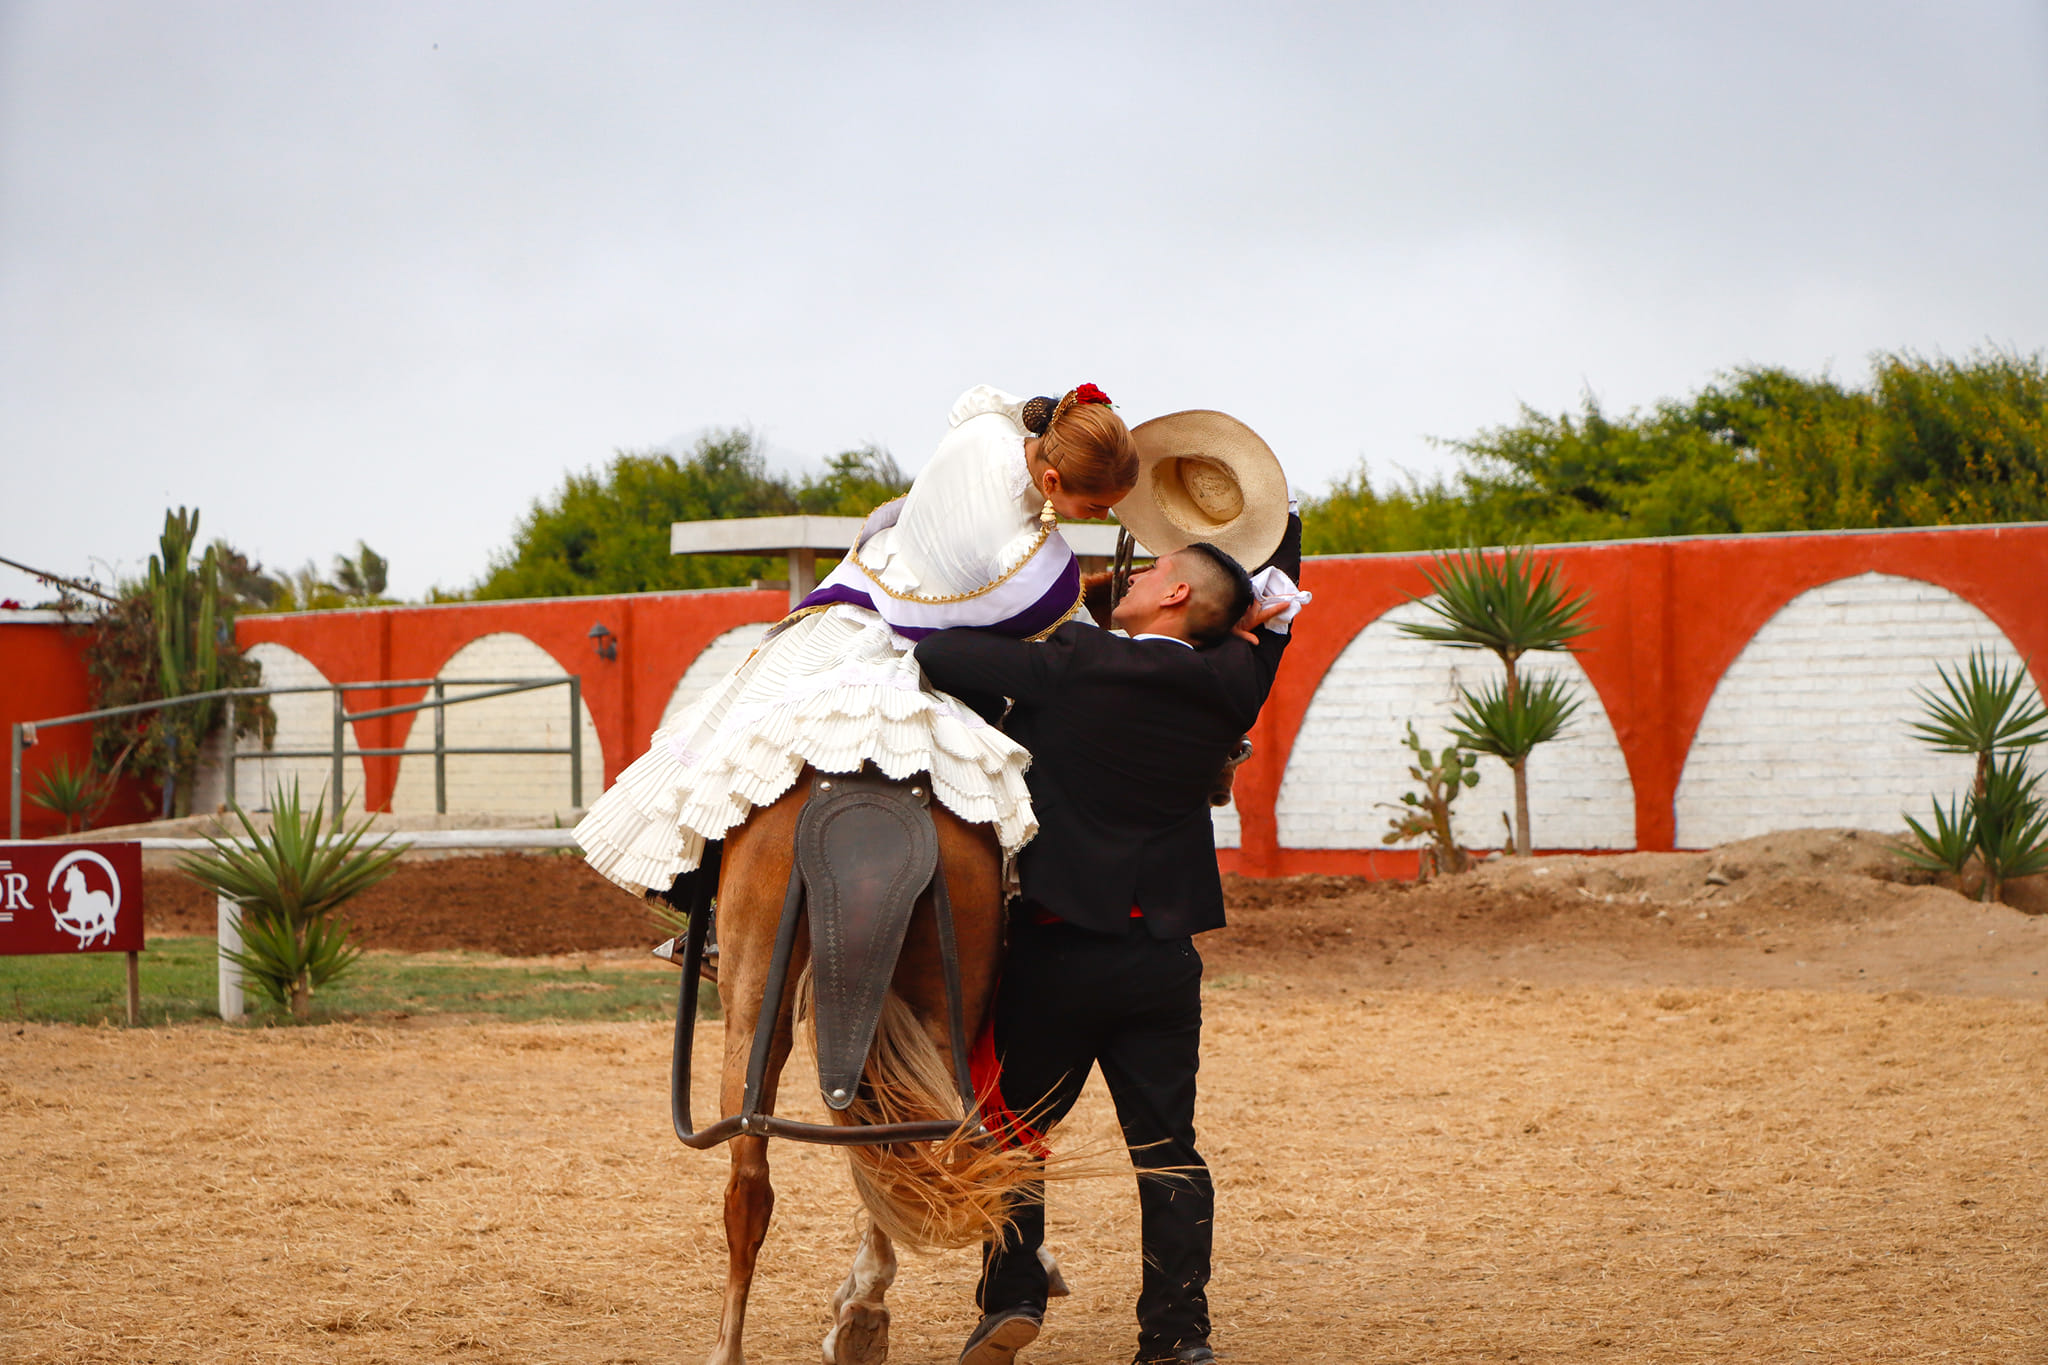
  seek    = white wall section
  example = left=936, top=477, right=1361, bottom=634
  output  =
left=1674, top=572, right=2034, bottom=847
left=189, top=642, right=369, bottom=814
left=388, top=632, right=603, bottom=815
left=1276, top=600, right=1636, bottom=853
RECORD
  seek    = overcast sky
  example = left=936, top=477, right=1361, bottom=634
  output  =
left=3, top=1, right=2045, bottom=603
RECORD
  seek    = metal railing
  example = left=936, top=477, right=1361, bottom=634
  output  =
left=9, top=675, right=584, bottom=837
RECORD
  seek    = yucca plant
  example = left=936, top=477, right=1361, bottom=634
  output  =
left=1899, top=794, right=1977, bottom=877
left=177, top=780, right=406, bottom=1020
left=1975, top=755, right=2048, bottom=903
left=28, top=755, right=112, bottom=834
left=1902, top=650, right=2048, bottom=903
left=1400, top=547, right=1594, bottom=854
left=1448, top=672, right=1585, bottom=776
left=1909, top=648, right=2048, bottom=797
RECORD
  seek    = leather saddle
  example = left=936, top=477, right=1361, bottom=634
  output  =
left=658, top=764, right=978, bottom=1149
left=795, top=766, right=938, bottom=1111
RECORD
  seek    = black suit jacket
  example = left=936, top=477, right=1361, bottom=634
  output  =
left=915, top=517, right=1299, bottom=938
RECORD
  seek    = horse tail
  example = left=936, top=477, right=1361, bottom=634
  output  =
left=793, top=968, right=1038, bottom=1252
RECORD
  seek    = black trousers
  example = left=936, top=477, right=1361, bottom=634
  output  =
left=977, top=915, right=1212, bottom=1353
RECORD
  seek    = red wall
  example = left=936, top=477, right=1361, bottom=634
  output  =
left=9, top=524, right=2047, bottom=872
left=233, top=587, right=791, bottom=813
left=0, top=618, right=153, bottom=836
left=1220, top=523, right=2048, bottom=874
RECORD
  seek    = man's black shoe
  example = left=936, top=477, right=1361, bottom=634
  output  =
left=1133, top=1345, right=1217, bottom=1365
left=958, top=1304, right=1042, bottom=1365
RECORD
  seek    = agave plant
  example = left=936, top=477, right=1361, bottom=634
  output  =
left=1974, top=755, right=2048, bottom=903
left=1899, top=794, right=1977, bottom=876
left=28, top=755, right=111, bottom=834
left=1909, top=648, right=2048, bottom=796
left=1400, top=547, right=1594, bottom=855
left=177, top=780, right=406, bottom=1020
left=1901, top=650, right=2048, bottom=903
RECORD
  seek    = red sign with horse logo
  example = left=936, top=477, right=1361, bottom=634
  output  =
left=0, top=842, right=145, bottom=955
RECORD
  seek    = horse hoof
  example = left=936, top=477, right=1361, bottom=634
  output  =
left=822, top=1300, right=889, bottom=1365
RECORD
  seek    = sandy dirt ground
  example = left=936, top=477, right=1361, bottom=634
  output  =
left=9, top=831, right=2048, bottom=1364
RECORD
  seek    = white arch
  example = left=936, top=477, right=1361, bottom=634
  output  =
left=191, top=642, right=371, bottom=814
left=661, top=625, right=770, bottom=726
left=1276, top=600, right=1636, bottom=851
left=388, top=632, right=604, bottom=816
left=1674, top=572, right=2037, bottom=847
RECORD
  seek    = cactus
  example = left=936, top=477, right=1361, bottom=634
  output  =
left=144, top=507, right=225, bottom=817
left=1379, top=723, right=1483, bottom=878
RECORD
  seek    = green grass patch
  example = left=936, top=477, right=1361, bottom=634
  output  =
left=0, top=936, right=694, bottom=1027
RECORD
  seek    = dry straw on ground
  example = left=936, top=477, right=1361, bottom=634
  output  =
left=5, top=981, right=2045, bottom=1364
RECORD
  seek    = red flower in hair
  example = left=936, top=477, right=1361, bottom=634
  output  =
left=1072, top=383, right=1112, bottom=406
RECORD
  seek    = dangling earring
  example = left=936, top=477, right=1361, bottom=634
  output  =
left=1040, top=497, right=1058, bottom=531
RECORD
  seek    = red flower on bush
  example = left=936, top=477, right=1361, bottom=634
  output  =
left=1072, top=383, right=1111, bottom=406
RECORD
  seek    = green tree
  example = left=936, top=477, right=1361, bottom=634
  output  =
left=1874, top=350, right=2048, bottom=525
left=208, top=540, right=285, bottom=612
left=1303, top=349, right=2048, bottom=553
left=475, top=431, right=908, bottom=599
left=332, top=543, right=389, bottom=601
left=796, top=445, right=908, bottom=516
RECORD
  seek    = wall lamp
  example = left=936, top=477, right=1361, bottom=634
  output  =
left=587, top=622, right=618, bottom=661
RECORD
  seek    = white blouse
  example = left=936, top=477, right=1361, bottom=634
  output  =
left=858, top=385, right=1046, bottom=597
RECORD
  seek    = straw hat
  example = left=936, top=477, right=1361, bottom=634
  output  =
left=1118, top=410, right=1290, bottom=568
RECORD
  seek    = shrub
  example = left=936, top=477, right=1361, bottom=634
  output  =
left=177, top=781, right=405, bottom=1020
left=1901, top=649, right=2048, bottom=904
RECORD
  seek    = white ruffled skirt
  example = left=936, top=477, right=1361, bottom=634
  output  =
left=575, top=604, right=1037, bottom=898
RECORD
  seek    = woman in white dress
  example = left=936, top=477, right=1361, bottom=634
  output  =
left=576, top=383, right=1139, bottom=903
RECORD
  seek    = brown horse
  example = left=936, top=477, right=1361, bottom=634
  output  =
left=699, top=770, right=1039, bottom=1365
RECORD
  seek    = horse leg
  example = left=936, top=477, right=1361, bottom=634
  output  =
left=821, top=1219, right=897, bottom=1365
left=704, top=946, right=800, bottom=1365
left=706, top=1132, right=775, bottom=1365
left=703, top=787, right=810, bottom=1365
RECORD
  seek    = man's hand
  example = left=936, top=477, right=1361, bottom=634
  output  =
left=1232, top=599, right=1289, bottom=645
left=1081, top=570, right=1116, bottom=628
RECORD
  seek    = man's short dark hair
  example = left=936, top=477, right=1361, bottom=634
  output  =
left=1178, top=542, right=1256, bottom=648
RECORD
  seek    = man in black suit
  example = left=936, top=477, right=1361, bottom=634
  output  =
left=914, top=515, right=1303, bottom=1365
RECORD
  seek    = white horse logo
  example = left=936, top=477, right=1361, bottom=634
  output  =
left=46, top=850, right=122, bottom=950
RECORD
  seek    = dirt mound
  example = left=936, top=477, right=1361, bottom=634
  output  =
left=1212, top=829, right=2048, bottom=999
left=1465, top=826, right=1927, bottom=905
left=144, top=854, right=659, bottom=956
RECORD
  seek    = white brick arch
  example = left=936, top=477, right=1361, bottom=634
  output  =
left=1674, top=572, right=2036, bottom=847
left=388, top=632, right=603, bottom=816
left=206, top=642, right=370, bottom=813
left=661, top=625, right=769, bottom=726
left=1276, top=600, right=1636, bottom=851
